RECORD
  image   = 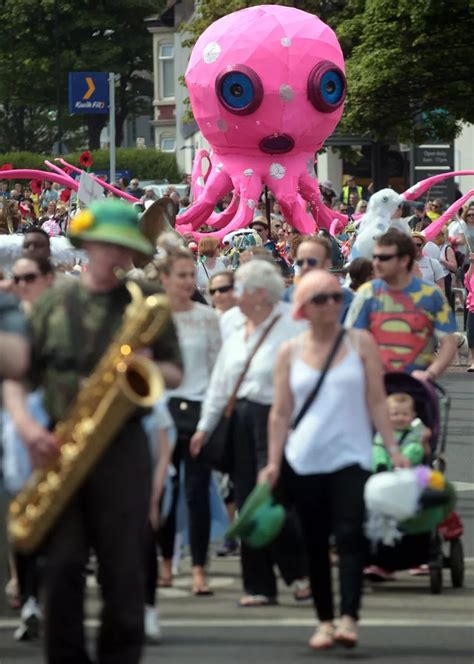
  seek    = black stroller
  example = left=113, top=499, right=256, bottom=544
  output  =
left=367, top=373, right=464, bottom=594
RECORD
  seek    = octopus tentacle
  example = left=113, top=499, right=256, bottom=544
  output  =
left=176, top=168, right=233, bottom=233
left=298, top=172, right=338, bottom=231
left=207, top=193, right=240, bottom=230
left=190, top=149, right=212, bottom=200
left=189, top=174, right=262, bottom=240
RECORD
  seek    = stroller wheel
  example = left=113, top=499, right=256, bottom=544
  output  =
left=449, top=539, right=464, bottom=588
left=429, top=565, right=443, bottom=594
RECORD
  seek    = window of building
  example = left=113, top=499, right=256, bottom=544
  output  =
left=159, top=43, right=175, bottom=99
left=160, top=135, right=176, bottom=152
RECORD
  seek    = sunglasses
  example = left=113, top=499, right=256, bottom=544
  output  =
left=209, top=284, right=233, bottom=296
left=253, top=227, right=266, bottom=233
left=372, top=253, right=401, bottom=262
left=310, top=292, right=343, bottom=306
left=13, top=272, right=40, bottom=284
left=296, top=257, right=319, bottom=268
left=413, top=242, right=424, bottom=248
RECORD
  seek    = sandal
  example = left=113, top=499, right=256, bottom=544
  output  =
left=334, top=618, right=358, bottom=649
left=191, top=567, right=214, bottom=596
left=308, top=623, right=335, bottom=650
left=293, top=579, right=312, bottom=602
left=157, top=576, right=173, bottom=588
left=192, top=584, right=214, bottom=596
left=238, top=594, right=278, bottom=607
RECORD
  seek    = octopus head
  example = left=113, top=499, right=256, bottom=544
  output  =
left=186, top=5, right=346, bottom=155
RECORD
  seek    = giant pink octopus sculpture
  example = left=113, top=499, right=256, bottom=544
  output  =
left=176, top=5, right=348, bottom=239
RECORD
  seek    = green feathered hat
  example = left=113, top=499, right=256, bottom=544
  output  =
left=68, top=200, right=154, bottom=256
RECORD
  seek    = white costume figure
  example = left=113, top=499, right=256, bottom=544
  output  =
left=352, top=189, right=410, bottom=259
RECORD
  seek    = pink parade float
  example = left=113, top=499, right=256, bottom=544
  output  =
left=174, top=4, right=473, bottom=242
left=0, top=4, right=472, bottom=250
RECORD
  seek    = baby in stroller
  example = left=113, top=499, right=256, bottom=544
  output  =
left=372, top=392, right=431, bottom=472
left=365, top=373, right=464, bottom=592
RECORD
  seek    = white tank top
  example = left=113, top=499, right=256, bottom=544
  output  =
left=284, top=336, right=373, bottom=475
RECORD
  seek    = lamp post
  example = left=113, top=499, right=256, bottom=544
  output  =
left=54, top=0, right=62, bottom=154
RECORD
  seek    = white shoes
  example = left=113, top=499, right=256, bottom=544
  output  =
left=14, top=596, right=42, bottom=641
left=144, top=605, right=162, bottom=644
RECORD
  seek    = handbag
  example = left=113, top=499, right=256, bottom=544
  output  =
left=291, top=327, right=346, bottom=431
left=199, top=314, right=282, bottom=473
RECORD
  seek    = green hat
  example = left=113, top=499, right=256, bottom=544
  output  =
left=226, top=482, right=286, bottom=549
left=68, top=200, right=154, bottom=256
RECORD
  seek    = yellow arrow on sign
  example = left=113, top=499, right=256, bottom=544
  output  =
left=83, top=77, right=95, bottom=100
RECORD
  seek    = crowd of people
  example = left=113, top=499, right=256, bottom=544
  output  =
left=0, top=177, right=471, bottom=662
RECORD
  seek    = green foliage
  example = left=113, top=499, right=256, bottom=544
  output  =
left=0, top=0, right=159, bottom=151
left=0, top=149, right=182, bottom=182
left=337, top=0, right=474, bottom=142
left=183, top=0, right=473, bottom=143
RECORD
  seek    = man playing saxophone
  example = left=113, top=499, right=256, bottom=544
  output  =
left=6, top=200, right=183, bottom=664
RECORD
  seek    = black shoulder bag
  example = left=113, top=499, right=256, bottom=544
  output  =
left=199, top=314, right=281, bottom=474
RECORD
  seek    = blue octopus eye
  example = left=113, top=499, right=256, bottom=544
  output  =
left=215, top=65, right=263, bottom=115
left=307, top=61, right=346, bottom=113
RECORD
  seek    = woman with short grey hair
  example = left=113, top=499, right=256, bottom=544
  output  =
left=234, top=259, right=285, bottom=304
left=191, top=260, right=309, bottom=607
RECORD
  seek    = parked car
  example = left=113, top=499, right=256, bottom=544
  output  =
left=141, top=182, right=189, bottom=199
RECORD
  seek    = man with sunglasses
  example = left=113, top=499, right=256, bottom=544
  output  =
left=283, top=237, right=353, bottom=321
left=346, top=229, right=457, bottom=382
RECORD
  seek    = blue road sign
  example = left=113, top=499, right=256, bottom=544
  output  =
left=69, top=72, right=109, bottom=114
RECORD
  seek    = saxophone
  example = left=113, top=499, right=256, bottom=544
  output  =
left=8, top=281, right=170, bottom=553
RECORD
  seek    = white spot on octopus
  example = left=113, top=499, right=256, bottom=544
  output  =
left=217, top=119, right=228, bottom=132
left=281, top=37, right=291, bottom=47
left=279, top=85, right=294, bottom=102
left=203, top=42, right=221, bottom=64
left=269, top=163, right=286, bottom=180
left=243, top=168, right=254, bottom=177
left=247, top=199, right=256, bottom=209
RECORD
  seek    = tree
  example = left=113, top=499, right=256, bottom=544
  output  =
left=183, top=0, right=474, bottom=143
left=0, top=0, right=163, bottom=151
left=337, top=0, right=474, bottom=143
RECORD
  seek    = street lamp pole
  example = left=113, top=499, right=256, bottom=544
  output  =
left=54, top=0, right=62, bottom=154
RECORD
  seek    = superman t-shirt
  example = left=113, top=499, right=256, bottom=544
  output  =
left=345, top=277, right=456, bottom=373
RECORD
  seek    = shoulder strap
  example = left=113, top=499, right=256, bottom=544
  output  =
left=291, top=327, right=346, bottom=430
left=200, top=259, right=210, bottom=280
left=224, top=314, right=281, bottom=417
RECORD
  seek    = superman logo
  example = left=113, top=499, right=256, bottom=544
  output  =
left=368, top=310, right=433, bottom=371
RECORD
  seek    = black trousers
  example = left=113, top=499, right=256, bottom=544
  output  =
left=43, top=420, right=151, bottom=664
left=282, top=460, right=369, bottom=622
left=232, top=399, right=307, bottom=598
left=145, top=523, right=160, bottom=607
left=14, top=551, right=40, bottom=605
left=159, top=399, right=210, bottom=567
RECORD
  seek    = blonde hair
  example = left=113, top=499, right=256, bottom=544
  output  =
left=387, top=392, right=415, bottom=411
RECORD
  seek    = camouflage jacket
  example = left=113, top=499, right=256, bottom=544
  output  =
left=28, top=280, right=182, bottom=422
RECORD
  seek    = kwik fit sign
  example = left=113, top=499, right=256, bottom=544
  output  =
left=69, top=72, right=109, bottom=114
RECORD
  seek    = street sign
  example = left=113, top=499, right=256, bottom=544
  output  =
left=413, top=143, right=455, bottom=204
left=69, top=72, right=109, bottom=114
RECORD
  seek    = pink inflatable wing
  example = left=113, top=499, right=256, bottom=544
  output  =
left=0, top=170, right=79, bottom=191
left=179, top=5, right=347, bottom=238
left=402, top=170, right=474, bottom=201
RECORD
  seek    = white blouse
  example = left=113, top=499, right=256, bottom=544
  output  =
left=195, top=257, right=228, bottom=303
left=285, top=337, right=373, bottom=474
left=167, top=303, right=221, bottom=402
left=198, top=309, right=305, bottom=433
